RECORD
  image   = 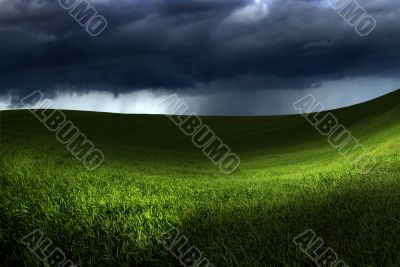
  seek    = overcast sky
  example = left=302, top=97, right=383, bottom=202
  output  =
left=0, top=0, right=399, bottom=115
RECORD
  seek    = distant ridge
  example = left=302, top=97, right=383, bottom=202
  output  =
left=1, top=89, right=399, bottom=117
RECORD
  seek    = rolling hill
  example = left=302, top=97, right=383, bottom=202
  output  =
left=1, top=89, right=400, bottom=266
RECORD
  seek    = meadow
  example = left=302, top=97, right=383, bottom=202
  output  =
left=1, top=89, right=400, bottom=266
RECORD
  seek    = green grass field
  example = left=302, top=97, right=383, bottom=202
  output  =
left=1, top=90, right=400, bottom=266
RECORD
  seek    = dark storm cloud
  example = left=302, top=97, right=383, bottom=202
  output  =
left=0, top=0, right=399, bottom=97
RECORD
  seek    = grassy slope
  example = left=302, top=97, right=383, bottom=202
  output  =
left=1, top=89, right=400, bottom=266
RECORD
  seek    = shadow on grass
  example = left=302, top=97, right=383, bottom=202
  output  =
left=162, top=181, right=400, bottom=267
